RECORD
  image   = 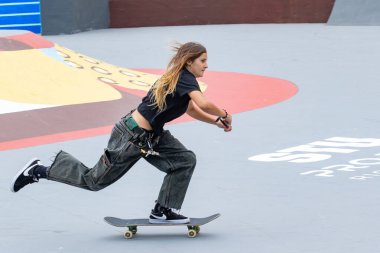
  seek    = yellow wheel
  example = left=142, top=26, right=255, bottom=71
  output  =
left=188, top=229, right=197, bottom=238
left=124, top=230, right=133, bottom=239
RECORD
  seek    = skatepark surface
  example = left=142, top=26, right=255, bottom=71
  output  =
left=2, top=23, right=380, bottom=253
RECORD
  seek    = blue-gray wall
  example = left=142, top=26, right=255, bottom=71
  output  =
left=40, top=0, right=109, bottom=35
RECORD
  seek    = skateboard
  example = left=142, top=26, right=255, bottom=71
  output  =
left=104, top=213, right=220, bottom=239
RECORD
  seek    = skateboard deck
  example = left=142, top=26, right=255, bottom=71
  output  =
left=104, top=213, right=220, bottom=238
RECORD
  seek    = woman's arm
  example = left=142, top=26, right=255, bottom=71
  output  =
left=189, top=90, right=227, bottom=117
left=187, top=92, right=232, bottom=131
left=186, top=100, right=217, bottom=124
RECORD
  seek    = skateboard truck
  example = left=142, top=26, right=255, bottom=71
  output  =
left=123, top=225, right=201, bottom=239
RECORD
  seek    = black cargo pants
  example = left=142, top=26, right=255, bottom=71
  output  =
left=47, top=114, right=196, bottom=209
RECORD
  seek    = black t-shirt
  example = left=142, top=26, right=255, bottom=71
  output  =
left=137, top=68, right=201, bottom=134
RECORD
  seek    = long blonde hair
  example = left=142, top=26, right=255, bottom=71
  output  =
left=150, top=42, right=207, bottom=111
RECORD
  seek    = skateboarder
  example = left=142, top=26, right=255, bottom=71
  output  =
left=11, top=42, right=232, bottom=224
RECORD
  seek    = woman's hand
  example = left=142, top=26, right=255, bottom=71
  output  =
left=216, top=115, right=232, bottom=132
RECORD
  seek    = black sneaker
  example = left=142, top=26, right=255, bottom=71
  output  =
left=10, top=158, right=42, bottom=193
left=149, top=202, right=190, bottom=224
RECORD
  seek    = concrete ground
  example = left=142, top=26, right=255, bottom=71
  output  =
left=1, top=23, right=380, bottom=253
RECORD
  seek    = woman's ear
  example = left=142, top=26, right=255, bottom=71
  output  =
left=186, top=60, right=193, bottom=67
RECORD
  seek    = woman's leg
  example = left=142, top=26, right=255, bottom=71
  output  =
left=48, top=121, right=142, bottom=191
left=144, top=130, right=196, bottom=209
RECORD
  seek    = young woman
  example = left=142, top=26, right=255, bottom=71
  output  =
left=11, top=42, right=232, bottom=224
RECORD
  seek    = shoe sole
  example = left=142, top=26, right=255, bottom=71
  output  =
left=10, top=158, right=40, bottom=193
left=149, top=218, right=190, bottom=224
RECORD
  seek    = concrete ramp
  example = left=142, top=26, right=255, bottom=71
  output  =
left=328, top=0, right=380, bottom=25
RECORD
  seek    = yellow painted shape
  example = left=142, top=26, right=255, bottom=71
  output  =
left=56, top=45, right=208, bottom=92
left=0, top=49, right=121, bottom=105
left=0, top=43, right=207, bottom=106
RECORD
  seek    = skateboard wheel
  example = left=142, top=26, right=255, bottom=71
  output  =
left=188, top=229, right=197, bottom=238
left=187, top=225, right=200, bottom=234
left=124, top=231, right=133, bottom=239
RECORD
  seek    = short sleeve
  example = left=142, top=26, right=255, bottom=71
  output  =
left=176, top=70, right=201, bottom=96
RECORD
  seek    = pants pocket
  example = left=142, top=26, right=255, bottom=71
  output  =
left=90, top=149, right=112, bottom=185
left=91, top=140, right=140, bottom=188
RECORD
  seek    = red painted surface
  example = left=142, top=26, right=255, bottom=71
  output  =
left=0, top=70, right=297, bottom=151
left=2, top=32, right=54, bottom=51
left=0, top=126, right=112, bottom=151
